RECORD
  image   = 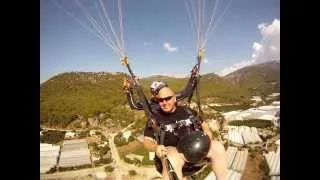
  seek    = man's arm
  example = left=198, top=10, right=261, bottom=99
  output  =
left=175, top=64, right=198, bottom=101
left=143, top=119, right=159, bottom=152
left=143, top=137, right=158, bottom=152
left=123, top=78, right=160, bottom=112
left=143, top=137, right=167, bottom=158
left=125, top=90, right=160, bottom=113
left=125, top=88, right=144, bottom=110
left=143, top=119, right=168, bottom=158
left=123, top=77, right=145, bottom=110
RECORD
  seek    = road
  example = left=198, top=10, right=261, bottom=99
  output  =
left=41, top=123, right=162, bottom=180
left=103, top=122, right=162, bottom=180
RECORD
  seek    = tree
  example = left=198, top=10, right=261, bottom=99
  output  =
left=128, top=135, right=134, bottom=142
left=128, top=170, right=137, bottom=176
left=104, top=166, right=114, bottom=172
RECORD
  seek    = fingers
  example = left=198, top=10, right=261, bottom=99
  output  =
left=156, top=145, right=168, bottom=158
left=162, top=147, right=168, bottom=157
left=123, top=78, right=132, bottom=89
left=123, top=78, right=127, bottom=84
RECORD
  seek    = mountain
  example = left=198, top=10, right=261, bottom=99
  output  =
left=41, top=61, right=280, bottom=128
left=195, top=73, right=248, bottom=102
left=40, top=71, right=249, bottom=127
left=142, top=75, right=180, bottom=81
left=223, top=61, right=280, bottom=95
left=142, top=73, right=248, bottom=102
left=40, top=72, right=139, bottom=127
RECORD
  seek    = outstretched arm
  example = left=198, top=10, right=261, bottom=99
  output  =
left=123, top=78, right=160, bottom=113
left=123, top=77, right=144, bottom=110
left=143, top=121, right=167, bottom=157
left=124, top=88, right=144, bottom=110
left=175, top=64, right=199, bottom=101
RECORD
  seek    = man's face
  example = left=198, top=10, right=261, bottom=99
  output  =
left=157, top=87, right=176, bottom=113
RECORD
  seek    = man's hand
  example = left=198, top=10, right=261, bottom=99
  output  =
left=123, top=78, right=132, bottom=90
left=156, top=145, right=168, bottom=158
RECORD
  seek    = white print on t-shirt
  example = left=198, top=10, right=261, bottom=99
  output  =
left=163, top=118, right=193, bottom=133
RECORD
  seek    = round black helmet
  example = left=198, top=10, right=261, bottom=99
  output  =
left=177, top=131, right=211, bottom=163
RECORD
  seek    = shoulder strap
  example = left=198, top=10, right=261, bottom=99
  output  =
left=184, top=106, right=196, bottom=117
left=184, top=106, right=203, bottom=131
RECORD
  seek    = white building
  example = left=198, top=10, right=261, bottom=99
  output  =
left=122, top=131, right=132, bottom=141
left=98, top=141, right=108, bottom=147
left=223, top=103, right=280, bottom=123
left=251, top=96, right=262, bottom=102
left=227, top=126, right=262, bottom=146
left=149, top=152, right=155, bottom=161
left=89, top=130, right=96, bottom=136
left=65, top=131, right=76, bottom=139
left=258, top=114, right=276, bottom=121
left=59, top=139, right=92, bottom=168
left=40, top=143, right=60, bottom=173
left=125, top=153, right=144, bottom=162
left=269, top=93, right=280, bottom=97
left=272, top=101, right=280, bottom=106
left=264, top=149, right=280, bottom=178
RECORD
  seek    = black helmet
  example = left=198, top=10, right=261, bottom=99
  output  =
left=177, top=131, right=211, bottom=163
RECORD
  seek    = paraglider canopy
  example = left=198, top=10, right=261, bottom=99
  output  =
left=50, top=0, right=127, bottom=60
left=177, top=131, right=211, bottom=164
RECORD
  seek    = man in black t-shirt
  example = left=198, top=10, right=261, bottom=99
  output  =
left=123, top=64, right=199, bottom=113
left=143, top=86, right=227, bottom=180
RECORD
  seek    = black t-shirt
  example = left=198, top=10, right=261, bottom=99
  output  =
left=144, top=106, right=202, bottom=147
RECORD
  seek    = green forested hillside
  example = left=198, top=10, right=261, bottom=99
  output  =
left=40, top=72, right=142, bottom=127
left=40, top=61, right=279, bottom=128
left=141, top=73, right=248, bottom=103
left=223, top=61, right=280, bottom=95
left=198, top=73, right=248, bottom=102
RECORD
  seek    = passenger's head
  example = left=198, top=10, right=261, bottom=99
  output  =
left=177, top=131, right=211, bottom=163
left=157, top=87, right=176, bottom=113
left=150, top=81, right=168, bottom=96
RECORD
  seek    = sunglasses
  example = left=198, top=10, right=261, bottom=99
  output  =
left=158, top=96, right=173, bottom=102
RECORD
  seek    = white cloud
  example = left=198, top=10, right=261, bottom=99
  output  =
left=219, top=19, right=280, bottom=76
left=251, top=42, right=263, bottom=59
left=163, top=42, right=178, bottom=52
left=218, top=59, right=255, bottom=76
left=253, top=19, right=280, bottom=62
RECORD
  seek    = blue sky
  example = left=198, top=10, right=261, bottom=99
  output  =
left=40, top=0, right=280, bottom=83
